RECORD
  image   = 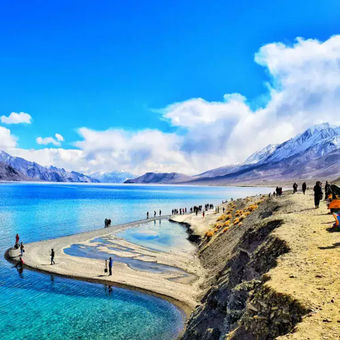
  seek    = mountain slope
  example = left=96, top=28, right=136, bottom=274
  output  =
left=257, top=123, right=340, bottom=165
left=0, top=151, right=98, bottom=183
left=189, top=148, right=340, bottom=185
left=190, top=123, right=340, bottom=184
left=92, top=171, right=135, bottom=183
left=0, top=162, right=27, bottom=181
left=129, top=123, right=340, bottom=185
left=244, top=144, right=278, bottom=164
left=125, top=172, right=193, bottom=184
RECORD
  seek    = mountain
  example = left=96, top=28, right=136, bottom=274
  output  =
left=0, top=151, right=99, bottom=183
left=256, top=123, right=340, bottom=165
left=126, top=123, right=340, bottom=185
left=0, top=162, right=27, bottom=181
left=244, top=144, right=278, bottom=164
left=189, top=123, right=340, bottom=184
left=125, top=172, right=193, bottom=184
left=92, top=171, right=135, bottom=183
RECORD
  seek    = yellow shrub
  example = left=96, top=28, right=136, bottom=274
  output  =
left=205, top=231, right=213, bottom=238
left=223, top=227, right=229, bottom=233
left=217, top=214, right=226, bottom=221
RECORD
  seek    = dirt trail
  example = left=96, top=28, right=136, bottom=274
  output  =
left=269, top=191, right=340, bottom=339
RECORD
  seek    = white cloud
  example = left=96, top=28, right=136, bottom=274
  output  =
left=36, top=133, right=64, bottom=146
left=1, top=112, right=32, bottom=124
left=55, top=133, right=64, bottom=142
left=4, top=35, right=340, bottom=176
left=0, top=126, right=17, bottom=149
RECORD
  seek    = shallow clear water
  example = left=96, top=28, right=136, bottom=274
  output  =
left=64, top=243, right=189, bottom=275
left=0, top=183, right=272, bottom=339
left=116, top=219, right=196, bottom=253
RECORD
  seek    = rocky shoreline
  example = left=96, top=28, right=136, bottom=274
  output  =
left=173, top=191, right=339, bottom=339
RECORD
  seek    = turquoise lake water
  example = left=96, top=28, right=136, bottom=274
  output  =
left=0, top=183, right=272, bottom=339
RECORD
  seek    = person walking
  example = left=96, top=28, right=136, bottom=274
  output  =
left=146, top=212, right=149, bottom=219
left=293, top=183, right=298, bottom=193
left=302, top=182, right=307, bottom=195
left=20, top=242, right=25, bottom=256
left=313, top=181, right=323, bottom=209
left=50, top=248, right=55, bottom=265
left=108, top=257, right=113, bottom=276
left=15, top=234, right=20, bottom=248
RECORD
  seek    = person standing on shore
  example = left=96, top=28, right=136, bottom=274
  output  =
left=302, top=182, right=307, bottom=195
left=15, top=234, right=19, bottom=248
left=146, top=212, right=149, bottom=219
left=20, top=242, right=25, bottom=256
left=50, top=249, right=55, bottom=265
left=108, top=257, right=113, bottom=276
left=159, top=210, right=161, bottom=216
left=313, top=181, right=323, bottom=209
left=293, top=183, right=298, bottom=193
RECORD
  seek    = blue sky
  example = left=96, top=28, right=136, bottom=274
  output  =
left=1, top=1, right=340, bottom=174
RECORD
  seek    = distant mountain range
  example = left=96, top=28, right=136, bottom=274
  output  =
left=125, top=172, right=192, bottom=184
left=91, top=171, right=135, bottom=183
left=125, top=123, right=340, bottom=185
left=0, top=151, right=98, bottom=183
left=2, top=123, right=339, bottom=185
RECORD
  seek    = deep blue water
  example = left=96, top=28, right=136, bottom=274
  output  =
left=0, top=183, right=272, bottom=339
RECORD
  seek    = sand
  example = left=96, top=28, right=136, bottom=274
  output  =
left=267, top=191, right=340, bottom=339
left=12, top=216, right=205, bottom=316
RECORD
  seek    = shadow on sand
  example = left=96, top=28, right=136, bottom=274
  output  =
left=318, top=242, right=340, bottom=250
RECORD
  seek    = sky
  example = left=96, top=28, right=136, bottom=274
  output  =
left=1, top=0, right=340, bottom=176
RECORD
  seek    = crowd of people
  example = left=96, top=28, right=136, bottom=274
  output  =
left=144, top=203, right=215, bottom=219
left=276, top=180, right=335, bottom=209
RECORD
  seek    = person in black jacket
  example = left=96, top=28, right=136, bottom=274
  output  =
left=313, top=181, right=323, bottom=208
left=293, top=182, right=298, bottom=193
left=302, top=182, right=307, bottom=195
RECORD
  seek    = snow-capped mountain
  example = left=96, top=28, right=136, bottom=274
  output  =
left=189, top=123, right=340, bottom=184
left=244, top=144, right=278, bottom=164
left=0, top=162, right=27, bottom=181
left=252, top=123, right=340, bottom=165
left=0, top=151, right=99, bottom=183
left=92, top=171, right=135, bottom=183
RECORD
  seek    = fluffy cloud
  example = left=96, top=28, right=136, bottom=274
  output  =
left=1, top=112, right=32, bottom=124
left=4, top=35, right=340, bottom=175
left=36, top=133, right=64, bottom=146
left=0, top=126, right=17, bottom=149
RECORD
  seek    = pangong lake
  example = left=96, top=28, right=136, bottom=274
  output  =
left=0, top=183, right=272, bottom=339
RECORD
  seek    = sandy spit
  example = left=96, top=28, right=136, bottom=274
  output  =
left=9, top=216, right=205, bottom=317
